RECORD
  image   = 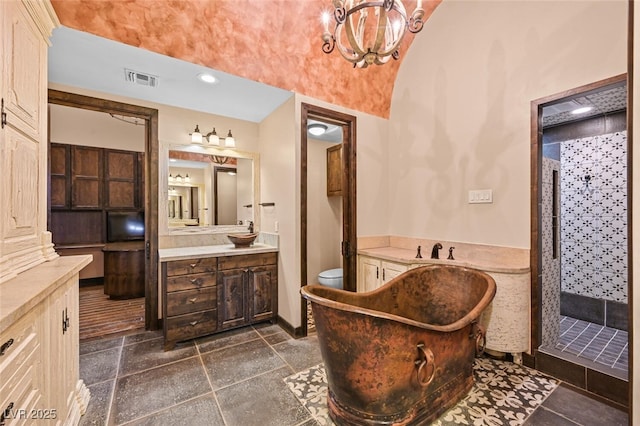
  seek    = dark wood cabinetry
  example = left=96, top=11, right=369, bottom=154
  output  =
left=72, top=146, right=103, bottom=209
left=326, top=144, right=342, bottom=196
left=162, top=252, right=278, bottom=350
left=48, top=143, right=144, bottom=247
left=103, top=241, right=145, bottom=299
left=218, top=252, right=278, bottom=329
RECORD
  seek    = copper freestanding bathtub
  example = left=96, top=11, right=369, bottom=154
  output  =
left=301, top=265, right=496, bottom=426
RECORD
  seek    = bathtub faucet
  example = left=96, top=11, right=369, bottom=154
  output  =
left=447, top=247, right=455, bottom=260
left=248, top=221, right=254, bottom=233
left=430, top=243, right=443, bottom=259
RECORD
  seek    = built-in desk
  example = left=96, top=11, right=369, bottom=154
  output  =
left=103, top=241, right=145, bottom=299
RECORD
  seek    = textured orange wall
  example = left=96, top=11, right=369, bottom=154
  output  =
left=50, top=0, right=441, bottom=118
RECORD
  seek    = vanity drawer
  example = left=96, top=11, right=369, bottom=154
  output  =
left=166, top=257, right=217, bottom=276
left=166, top=287, right=217, bottom=317
left=166, top=272, right=216, bottom=292
left=165, top=310, right=217, bottom=345
left=218, top=252, right=277, bottom=270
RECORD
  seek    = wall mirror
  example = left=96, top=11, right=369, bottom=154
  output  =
left=163, top=146, right=260, bottom=233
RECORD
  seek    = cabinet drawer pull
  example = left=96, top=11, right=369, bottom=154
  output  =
left=189, top=321, right=199, bottom=326
left=0, top=339, right=14, bottom=356
left=190, top=278, right=199, bottom=283
left=188, top=297, right=198, bottom=303
left=1, top=402, right=14, bottom=425
left=189, top=263, right=197, bottom=268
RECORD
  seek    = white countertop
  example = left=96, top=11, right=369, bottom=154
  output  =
left=158, top=243, right=278, bottom=262
left=358, top=246, right=529, bottom=274
left=1, top=255, right=92, bottom=333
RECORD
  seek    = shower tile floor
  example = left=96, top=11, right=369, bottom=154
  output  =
left=78, top=324, right=627, bottom=425
left=555, top=315, right=628, bottom=372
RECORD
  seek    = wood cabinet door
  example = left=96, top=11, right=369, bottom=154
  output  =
left=382, top=261, right=407, bottom=283
left=358, top=256, right=380, bottom=292
left=248, top=265, right=277, bottom=323
left=50, top=143, right=70, bottom=209
left=217, top=269, right=248, bottom=330
left=326, top=144, right=342, bottom=196
left=105, top=149, right=138, bottom=208
left=71, top=146, right=102, bottom=209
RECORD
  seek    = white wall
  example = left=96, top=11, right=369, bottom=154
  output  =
left=389, top=0, right=627, bottom=248
left=259, top=97, right=298, bottom=327
left=307, top=138, right=342, bottom=285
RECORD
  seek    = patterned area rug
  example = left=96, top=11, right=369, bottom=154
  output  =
left=284, top=357, right=558, bottom=425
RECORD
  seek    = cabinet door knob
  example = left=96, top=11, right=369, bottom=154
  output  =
left=189, top=321, right=199, bottom=326
left=0, top=338, right=14, bottom=356
left=190, top=278, right=198, bottom=284
left=189, top=263, right=197, bottom=269
left=188, top=297, right=198, bottom=303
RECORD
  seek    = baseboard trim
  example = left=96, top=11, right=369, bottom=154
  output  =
left=277, top=315, right=305, bottom=338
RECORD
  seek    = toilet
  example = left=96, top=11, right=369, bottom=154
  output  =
left=318, top=268, right=343, bottom=289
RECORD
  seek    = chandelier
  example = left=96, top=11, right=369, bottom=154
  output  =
left=321, top=0, right=425, bottom=68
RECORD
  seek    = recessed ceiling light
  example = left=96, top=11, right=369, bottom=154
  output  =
left=571, top=106, right=593, bottom=115
left=308, top=123, right=328, bottom=136
left=198, top=73, right=217, bottom=84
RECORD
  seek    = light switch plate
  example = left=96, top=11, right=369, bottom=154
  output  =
left=468, top=189, right=493, bottom=204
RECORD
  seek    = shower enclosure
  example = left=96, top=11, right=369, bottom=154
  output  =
left=536, top=78, right=629, bottom=403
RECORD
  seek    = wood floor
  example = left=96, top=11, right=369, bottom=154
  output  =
left=79, top=284, right=145, bottom=341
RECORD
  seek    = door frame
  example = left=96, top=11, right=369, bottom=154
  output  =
left=48, top=89, right=160, bottom=330
left=300, top=103, right=357, bottom=336
left=529, top=73, right=630, bottom=407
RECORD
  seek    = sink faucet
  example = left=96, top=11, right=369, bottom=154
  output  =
left=248, top=221, right=254, bottom=233
left=431, top=243, right=443, bottom=259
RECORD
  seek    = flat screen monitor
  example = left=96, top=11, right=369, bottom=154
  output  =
left=107, top=211, right=145, bottom=242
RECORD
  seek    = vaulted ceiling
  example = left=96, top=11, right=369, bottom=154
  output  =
left=50, top=0, right=442, bottom=118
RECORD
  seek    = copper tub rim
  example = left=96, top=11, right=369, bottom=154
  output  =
left=301, top=264, right=496, bottom=333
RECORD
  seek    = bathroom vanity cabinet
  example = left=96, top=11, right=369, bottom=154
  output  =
left=218, top=252, right=278, bottom=330
left=162, top=251, right=278, bottom=350
left=357, top=256, right=407, bottom=292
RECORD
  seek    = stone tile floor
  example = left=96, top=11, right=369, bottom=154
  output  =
left=556, top=315, right=628, bottom=371
left=79, top=324, right=628, bottom=425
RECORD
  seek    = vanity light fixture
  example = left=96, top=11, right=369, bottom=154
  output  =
left=321, top=0, right=425, bottom=68
left=224, top=130, right=235, bottom=147
left=184, top=174, right=190, bottom=183
left=308, top=123, right=328, bottom=136
left=169, top=173, right=174, bottom=182
left=175, top=174, right=183, bottom=183
left=190, top=125, right=235, bottom=147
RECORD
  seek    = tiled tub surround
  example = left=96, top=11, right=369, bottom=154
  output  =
left=357, top=236, right=530, bottom=359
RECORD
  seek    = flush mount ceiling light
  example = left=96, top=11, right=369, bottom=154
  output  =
left=321, top=0, right=425, bottom=68
left=190, top=125, right=235, bottom=147
left=197, top=73, right=218, bottom=84
left=571, top=106, right=593, bottom=115
left=308, top=123, right=328, bottom=136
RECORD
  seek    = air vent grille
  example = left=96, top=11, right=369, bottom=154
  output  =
left=124, top=68, right=158, bottom=87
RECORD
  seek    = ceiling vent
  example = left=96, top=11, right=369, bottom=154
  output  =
left=124, top=68, right=158, bottom=88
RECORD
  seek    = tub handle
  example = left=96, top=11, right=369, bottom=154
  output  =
left=415, top=343, right=435, bottom=387
left=472, top=323, right=487, bottom=357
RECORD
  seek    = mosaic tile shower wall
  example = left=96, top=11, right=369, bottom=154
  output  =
left=560, top=131, right=627, bottom=303
left=541, top=157, right=561, bottom=348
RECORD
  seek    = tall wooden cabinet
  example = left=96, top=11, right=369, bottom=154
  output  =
left=0, top=0, right=60, bottom=283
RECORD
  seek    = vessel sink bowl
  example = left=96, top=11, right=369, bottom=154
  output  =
left=227, top=233, right=258, bottom=248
